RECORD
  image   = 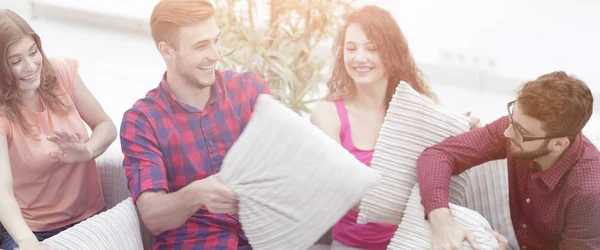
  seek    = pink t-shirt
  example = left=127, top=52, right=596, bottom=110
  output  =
left=331, top=101, right=397, bottom=250
left=0, top=57, right=104, bottom=231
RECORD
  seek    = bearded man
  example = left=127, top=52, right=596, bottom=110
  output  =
left=417, top=71, right=599, bottom=250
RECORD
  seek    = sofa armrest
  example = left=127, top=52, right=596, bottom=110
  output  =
left=95, top=141, right=153, bottom=250
left=95, top=141, right=130, bottom=211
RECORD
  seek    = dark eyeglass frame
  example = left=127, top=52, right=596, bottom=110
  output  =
left=506, top=100, right=578, bottom=142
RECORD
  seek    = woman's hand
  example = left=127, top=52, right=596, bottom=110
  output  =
left=464, top=111, right=482, bottom=130
left=46, top=129, right=92, bottom=164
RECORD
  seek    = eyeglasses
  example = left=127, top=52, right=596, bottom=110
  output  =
left=506, top=100, right=578, bottom=143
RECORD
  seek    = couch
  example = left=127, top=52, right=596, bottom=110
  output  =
left=0, top=141, right=153, bottom=250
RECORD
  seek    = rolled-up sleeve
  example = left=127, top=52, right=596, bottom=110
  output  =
left=120, top=109, right=168, bottom=203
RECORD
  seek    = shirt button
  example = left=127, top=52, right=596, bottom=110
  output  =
left=522, top=223, right=527, bottom=228
left=208, top=141, right=214, bottom=146
left=525, top=198, right=531, bottom=203
left=522, top=246, right=527, bottom=249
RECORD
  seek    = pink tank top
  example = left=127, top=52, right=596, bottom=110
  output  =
left=331, top=101, right=397, bottom=250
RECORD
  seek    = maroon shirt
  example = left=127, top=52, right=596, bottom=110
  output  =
left=417, top=116, right=600, bottom=250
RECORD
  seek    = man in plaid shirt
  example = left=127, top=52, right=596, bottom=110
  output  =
left=119, top=0, right=269, bottom=249
left=418, top=71, right=599, bottom=250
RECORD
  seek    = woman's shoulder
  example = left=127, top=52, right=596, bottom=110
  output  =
left=311, top=100, right=338, bottom=119
left=309, top=100, right=341, bottom=132
left=48, top=56, right=80, bottom=94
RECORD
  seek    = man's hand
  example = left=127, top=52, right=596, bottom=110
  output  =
left=194, top=174, right=238, bottom=214
left=490, top=230, right=508, bottom=250
left=429, top=208, right=480, bottom=250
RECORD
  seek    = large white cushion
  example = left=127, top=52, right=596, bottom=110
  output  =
left=219, top=94, right=381, bottom=250
left=42, top=198, right=144, bottom=250
left=395, top=159, right=518, bottom=249
left=357, top=81, right=471, bottom=225
left=389, top=185, right=500, bottom=250
left=458, top=159, right=519, bottom=250
left=355, top=82, right=518, bottom=249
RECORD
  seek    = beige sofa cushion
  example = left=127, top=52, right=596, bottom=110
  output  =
left=95, top=141, right=129, bottom=210
left=458, top=159, right=519, bottom=250
left=357, top=81, right=471, bottom=225
left=219, top=94, right=381, bottom=250
left=42, top=198, right=143, bottom=250
left=95, top=141, right=154, bottom=250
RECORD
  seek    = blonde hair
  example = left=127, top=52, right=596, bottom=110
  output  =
left=150, top=0, right=215, bottom=49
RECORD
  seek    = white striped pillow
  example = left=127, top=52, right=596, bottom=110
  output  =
left=388, top=161, right=519, bottom=250
left=355, top=82, right=518, bottom=249
left=357, top=81, right=471, bottom=225
left=458, top=159, right=519, bottom=250
left=219, top=94, right=381, bottom=250
left=42, top=198, right=143, bottom=250
left=389, top=184, right=500, bottom=250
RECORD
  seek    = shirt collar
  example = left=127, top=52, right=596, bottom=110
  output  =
left=532, top=134, right=584, bottom=190
left=159, top=71, right=224, bottom=110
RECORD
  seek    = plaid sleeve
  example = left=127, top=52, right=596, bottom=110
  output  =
left=417, top=116, right=510, bottom=218
left=120, top=108, right=168, bottom=203
left=559, top=191, right=600, bottom=249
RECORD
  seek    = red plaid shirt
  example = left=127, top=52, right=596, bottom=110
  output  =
left=120, top=71, right=270, bottom=250
left=418, top=116, right=600, bottom=250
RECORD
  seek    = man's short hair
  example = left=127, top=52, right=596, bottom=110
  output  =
left=150, top=0, right=215, bottom=49
left=517, top=71, right=594, bottom=137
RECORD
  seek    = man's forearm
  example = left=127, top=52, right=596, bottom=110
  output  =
left=137, top=183, right=203, bottom=235
left=417, top=148, right=454, bottom=218
left=0, top=191, right=38, bottom=245
left=417, top=118, right=510, bottom=218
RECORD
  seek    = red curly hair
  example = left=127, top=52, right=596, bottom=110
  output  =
left=517, top=71, right=594, bottom=138
left=326, top=5, right=437, bottom=107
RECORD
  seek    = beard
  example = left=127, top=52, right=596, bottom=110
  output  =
left=508, top=139, right=551, bottom=160
left=175, top=57, right=215, bottom=89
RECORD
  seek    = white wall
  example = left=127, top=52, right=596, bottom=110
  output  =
left=4, top=0, right=600, bottom=144
left=374, top=0, right=600, bottom=92
left=0, top=0, right=32, bottom=18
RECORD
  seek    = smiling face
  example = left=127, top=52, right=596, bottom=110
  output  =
left=166, top=17, right=222, bottom=89
left=6, top=35, right=43, bottom=93
left=343, top=23, right=387, bottom=86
